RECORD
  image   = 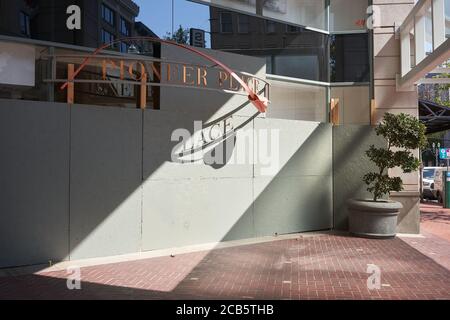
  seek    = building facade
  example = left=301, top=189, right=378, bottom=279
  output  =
left=0, top=0, right=449, bottom=267
left=0, top=0, right=144, bottom=52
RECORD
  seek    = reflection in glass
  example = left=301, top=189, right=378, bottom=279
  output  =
left=197, top=0, right=326, bottom=30
left=267, top=80, right=327, bottom=122
left=330, top=34, right=369, bottom=83
left=210, top=9, right=329, bottom=82
left=329, top=0, right=368, bottom=32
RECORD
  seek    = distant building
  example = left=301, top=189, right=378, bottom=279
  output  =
left=0, top=0, right=156, bottom=52
left=134, top=21, right=160, bottom=55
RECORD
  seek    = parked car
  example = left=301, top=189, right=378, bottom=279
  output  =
left=422, top=167, right=445, bottom=203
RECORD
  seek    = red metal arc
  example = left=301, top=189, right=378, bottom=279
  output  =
left=60, top=36, right=269, bottom=113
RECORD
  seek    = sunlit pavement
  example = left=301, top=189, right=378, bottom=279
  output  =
left=399, top=203, right=450, bottom=273
left=1, top=224, right=450, bottom=300
left=419, top=202, right=450, bottom=242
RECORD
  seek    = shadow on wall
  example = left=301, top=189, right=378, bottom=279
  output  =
left=332, top=125, right=386, bottom=231
left=0, top=46, right=335, bottom=269
left=0, top=98, right=333, bottom=269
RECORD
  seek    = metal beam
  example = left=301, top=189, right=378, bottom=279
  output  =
left=418, top=77, right=450, bottom=84
left=398, top=38, right=450, bottom=89
left=415, top=13, right=426, bottom=65
left=431, top=67, right=450, bottom=73
left=399, top=0, right=432, bottom=33
left=401, top=30, right=412, bottom=76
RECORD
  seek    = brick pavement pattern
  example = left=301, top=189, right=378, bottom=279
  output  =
left=420, top=203, right=450, bottom=242
left=1, top=233, right=449, bottom=300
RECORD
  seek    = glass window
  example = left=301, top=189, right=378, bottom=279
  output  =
left=238, top=14, right=250, bottom=33
left=273, top=55, right=320, bottom=80
left=120, top=42, right=129, bottom=53
left=267, top=79, right=327, bottom=122
left=423, top=169, right=435, bottom=179
left=220, top=12, right=233, bottom=33
left=211, top=11, right=329, bottom=82
left=196, top=0, right=326, bottom=31
left=330, top=0, right=368, bottom=32
left=19, top=11, right=30, bottom=37
left=262, top=0, right=326, bottom=31
left=102, top=4, right=115, bottom=26
left=101, top=29, right=115, bottom=45
left=286, top=24, right=300, bottom=33
left=120, top=17, right=130, bottom=36
left=266, top=20, right=276, bottom=34
left=330, top=34, right=370, bottom=83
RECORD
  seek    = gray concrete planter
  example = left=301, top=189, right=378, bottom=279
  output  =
left=347, top=199, right=403, bottom=239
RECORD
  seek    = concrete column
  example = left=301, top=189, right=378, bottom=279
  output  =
left=373, top=0, right=421, bottom=234
left=432, top=0, right=446, bottom=50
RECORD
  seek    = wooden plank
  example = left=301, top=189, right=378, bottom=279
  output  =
left=371, top=99, right=377, bottom=126
left=330, top=98, right=340, bottom=125
left=67, top=63, right=74, bottom=105
left=139, top=72, right=147, bottom=110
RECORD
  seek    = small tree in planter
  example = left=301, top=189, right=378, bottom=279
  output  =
left=348, top=113, right=427, bottom=238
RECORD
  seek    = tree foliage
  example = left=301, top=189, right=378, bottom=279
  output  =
left=364, top=113, right=427, bottom=201
left=164, top=25, right=189, bottom=45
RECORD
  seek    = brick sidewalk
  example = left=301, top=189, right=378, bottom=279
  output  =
left=1, top=233, right=449, bottom=300
left=420, top=202, right=450, bottom=242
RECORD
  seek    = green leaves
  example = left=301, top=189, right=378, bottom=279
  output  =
left=365, top=113, right=427, bottom=201
left=375, top=113, right=427, bottom=150
left=363, top=173, right=403, bottom=201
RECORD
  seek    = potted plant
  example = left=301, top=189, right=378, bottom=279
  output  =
left=347, top=113, right=427, bottom=238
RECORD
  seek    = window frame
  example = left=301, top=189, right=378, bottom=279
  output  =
left=120, top=16, right=130, bottom=36
left=219, top=12, right=233, bottom=34
left=119, top=41, right=129, bottom=53
left=101, top=29, right=116, bottom=46
left=265, top=20, right=276, bottom=34
left=19, top=11, right=31, bottom=37
left=102, top=4, right=115, bottom=26
left=237, top=14, right=250, bottom=34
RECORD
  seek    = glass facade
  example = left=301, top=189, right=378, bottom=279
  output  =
left=330, top=0, right=369, bottom=32
left=330, top=34, right=370, bottom=83
left=201, top=0, right=372, bottom=124
left=210, top=11, right=330, bottom=82
left=267, top=79, right=328, bottom=122
left=0, top=0, right=373, bottom=124
left=198, top=0, right=327, bottom=30
left=19, top=11, right=30, bottom=37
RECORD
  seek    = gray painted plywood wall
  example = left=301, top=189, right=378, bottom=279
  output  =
left=0, top=99, right=333, bottom=268
left=69, top=105, right=143, bottom=260
left=0, top=100, right=70, bottom=267
left=333, top=125, right=386, bottom=231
